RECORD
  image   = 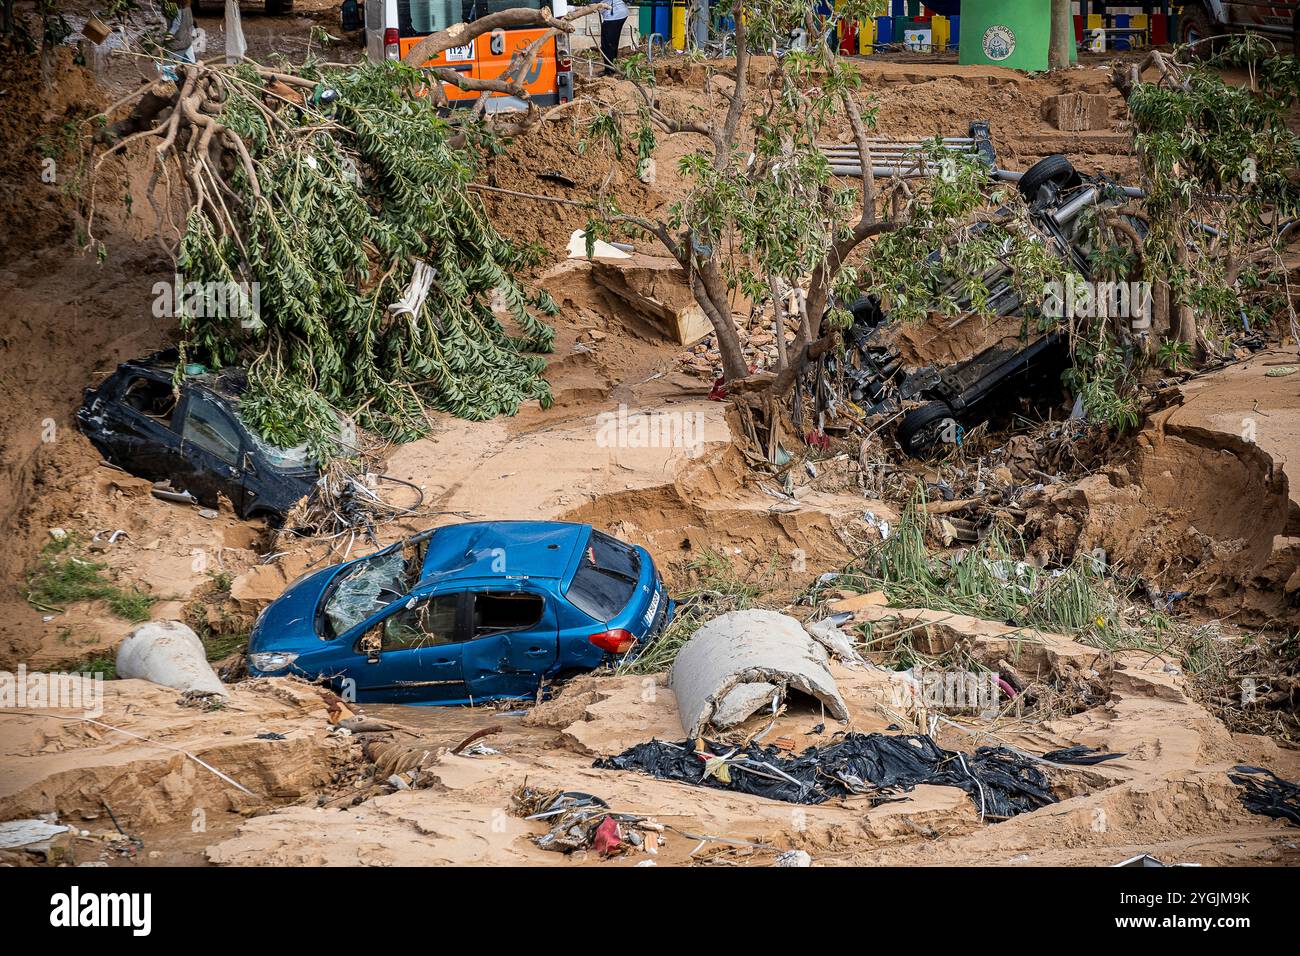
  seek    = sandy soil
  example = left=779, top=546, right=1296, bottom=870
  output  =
left=1, top=14, right=1298, bottom=868
left=1027, top=348, right=1300, bottom=628
left=195, top=616, right=1300, bottom=867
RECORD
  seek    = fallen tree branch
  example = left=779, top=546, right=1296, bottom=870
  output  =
left=401, top=3, right=606, bottom=68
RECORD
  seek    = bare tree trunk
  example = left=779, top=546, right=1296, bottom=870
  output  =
left=1049, top=0, right=1074, bottom=71
left=769, top=278, right=789, bottom=370
left=225, top=0, right=247, bottom=65
left=693, top=259, right=748, bottom=380
left=1172, top=235, right=1198, bottom=345
left=1151, top=277, right=1171, bottom=354
left=402, top=4, right=605, bottom=68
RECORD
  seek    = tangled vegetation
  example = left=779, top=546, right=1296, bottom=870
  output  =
left=831, top=485, right=1186, bottom=657
left=90, top=59, right=557, bottom=457
left=860, top=146, right=1077, bottom=328
left=1123, top=36, right=1300, bottom=349
left=586, top=0, right=896, bottom=391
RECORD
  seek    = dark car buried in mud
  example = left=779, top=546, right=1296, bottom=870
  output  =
left=76, top=354, right=319, bottom=520
left=246, top=521, right=674, bottom=704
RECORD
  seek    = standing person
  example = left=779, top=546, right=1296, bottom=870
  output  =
left=599, top=0, right=629, bottom=75
left=158, top=0, right=196, bottom=82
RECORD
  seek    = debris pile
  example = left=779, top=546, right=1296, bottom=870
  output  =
left=1229, top=766, right=1300, bottom=827
left=596, top=733, right=1088, bottom=821
left=512, top=786, right=663, bottom=857
left=680, top=310, right=804, bottom=378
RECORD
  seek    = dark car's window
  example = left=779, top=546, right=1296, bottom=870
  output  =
left=472, top=592, right=544, bottom=638
left=376, top=593, right=460, bottom=651
left=567, top=531, right=641, bottom=621
left=121, top=375, right=178, bottom=425
left=183, top=397, right=241, bottom=464
left=239, top=417, right=315, bottom=471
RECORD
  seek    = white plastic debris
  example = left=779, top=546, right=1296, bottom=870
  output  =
left=863, top=511, right=891, bottom=540
left=115, top=620, right=228, bottom=696
left=388, top=259, right=438, bottom=320
left=804, top=612, right=867, bottom=667
left=567, top=230, right=631, bottom=260
left=775, top=849, right=812, bottom=867
left=0, top=819, right=70, bottom=849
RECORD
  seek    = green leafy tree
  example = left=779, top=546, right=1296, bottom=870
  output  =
left=1119, top=38, right=1300, bottom=350
left=592, top=0, right=1080, bottom=415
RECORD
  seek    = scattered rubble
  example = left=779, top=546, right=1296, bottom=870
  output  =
left=3, top=17, right=1300, bottom=874
left=594, top=733, right=1089, bottom=820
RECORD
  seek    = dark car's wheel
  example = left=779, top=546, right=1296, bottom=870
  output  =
left=898, top=402, right=959, bottom=458
left=1177, top=3, right=1217, bottom=49
left=1017, top=154, right=1076, bottom=203
left=243, top=506, right=285, bottom=528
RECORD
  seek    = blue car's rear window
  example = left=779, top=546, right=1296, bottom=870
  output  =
left=567, top=531, right=640, bottom=621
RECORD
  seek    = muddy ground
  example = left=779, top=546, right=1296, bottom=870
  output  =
left=1, top=4, right=1299, bottom=867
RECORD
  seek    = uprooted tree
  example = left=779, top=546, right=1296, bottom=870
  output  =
left=82, top=8, right=614, bottom=457
left=79, top=2, right=1300, bottom=462
left=579, top=5, right=1298, bottom=440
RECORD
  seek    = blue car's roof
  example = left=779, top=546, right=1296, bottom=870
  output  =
left=418, top=521, right=590, bottom=586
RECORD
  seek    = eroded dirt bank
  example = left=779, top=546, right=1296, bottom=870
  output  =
left=1028, top=349, right=1300, bottom=629
left=179, top=617, right=1300, bottom=865
left=2, top=39, right=1298, bottom=868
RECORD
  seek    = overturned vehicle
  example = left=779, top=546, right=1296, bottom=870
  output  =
left=830, top=155, right=1148, bottom=457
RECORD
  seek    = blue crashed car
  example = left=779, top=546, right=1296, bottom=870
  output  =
left=246, top=521, right=673, bottom=704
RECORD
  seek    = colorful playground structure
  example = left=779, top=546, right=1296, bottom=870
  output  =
left=633, top=1, right=1181, bottom=65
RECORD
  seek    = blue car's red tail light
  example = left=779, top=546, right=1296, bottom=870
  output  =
left=587, top=628, right=636, bottom=655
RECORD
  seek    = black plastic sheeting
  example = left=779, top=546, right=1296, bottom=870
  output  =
left=1041, top=745, right=1127, bottom=766
left=595, top=733, right=1078, bottom=821
left=1229, top=765, right=1300, bottom=826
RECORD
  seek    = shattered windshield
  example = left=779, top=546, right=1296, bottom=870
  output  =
left=240, top=423, right=315, bottom=471
left=236, top=409, right=357, bottom=472
left=321, top=537, right=429, bottom=637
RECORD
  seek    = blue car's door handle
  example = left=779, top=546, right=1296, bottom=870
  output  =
left=524, top=648, right=549, bottom=657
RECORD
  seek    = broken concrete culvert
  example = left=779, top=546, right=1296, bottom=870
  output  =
left=116, top=621, right=228, bottom=698
left=669, top=610, right=850, bottom=737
